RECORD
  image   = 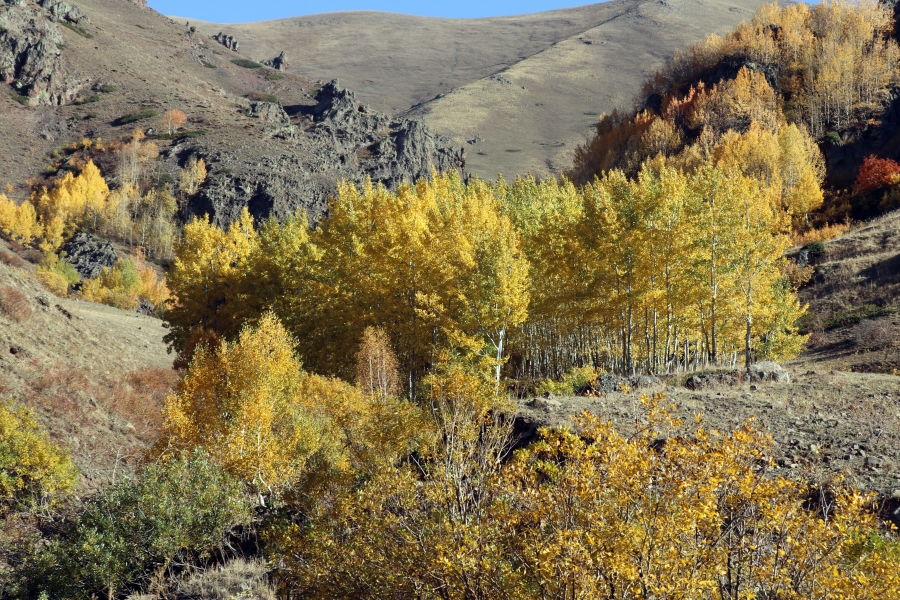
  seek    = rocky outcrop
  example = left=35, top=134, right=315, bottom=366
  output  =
left=247, top=100, right=289, bottom=125
left=262, top=50, right=287, bottom=71
left=61, top=233, right=117, bottom=279
left=188, top=80, right=465, bottom=226
left=211, top=31, right=238, bottom=52
left=38, top=0, right=86, bottom=23
left=0, top=2, right=83, bottom=105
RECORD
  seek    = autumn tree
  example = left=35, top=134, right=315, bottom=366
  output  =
left=355, top=326, right=399, bottom=398
left=178, top=155, right=207, bottom=196
left=854, top=154, right=900, bottom=194
left=160, top=109, right=187, bottom=136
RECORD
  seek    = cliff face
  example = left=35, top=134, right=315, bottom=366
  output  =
left=0, top=0, right=85, bottom=105
left=188, top=81, right=466, bottom=226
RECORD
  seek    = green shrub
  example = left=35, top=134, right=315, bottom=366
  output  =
left=825, top=131, right=843, bottom=146
left=824, top=304, right=895, bottom=331
left=98, top=84, right=116, bottom=93
left=26, top=450, right=251, bottom=599
left=264, top=72, right=285, bottom=81
left=201, top=59, right=217, bottom=69
left=156, top=129, right=207, bottom=141
left=114, top=108, right=158, bottom=126
left=58, top=21, right=92, bottom=39
left=804, top=241, right=826, bottom=259
left=231, top=58, right=262, bottom=69
left=74, top=94, right=100, bottom=105
left=55, top=43, right=65, bottom=50
left=10, top=93, right=29, bottom=106
left=38, top=252, right=80, bottom=286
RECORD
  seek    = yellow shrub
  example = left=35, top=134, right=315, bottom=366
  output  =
left=36, top=270, right=69, bottom=296
left=0, top=401, right=77, bottom=508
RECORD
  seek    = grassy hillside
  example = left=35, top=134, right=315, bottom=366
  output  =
left=183, top=0, right=770, bottom=179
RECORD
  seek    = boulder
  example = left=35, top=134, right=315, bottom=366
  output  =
left=262, top=50, right=287, bottom=71
left=247, top=101, right=289, bottom=125
left=60, top=233, right=117, bottom=279
left=747, top=361, right=791, bottom=384
left=38, top=0, right=87, bottom=23
left=211, top=31, right=238, bottom=52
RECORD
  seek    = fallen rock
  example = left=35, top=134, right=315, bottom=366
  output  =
left=246, top=100, right=289, bottom=125
left=38, top=0, right=87, bottom=23
left=60, top=232, right=117, bottom=279
left=747, top=361, right=791, bottom=383
left=262, top=50, right=287, bottom=71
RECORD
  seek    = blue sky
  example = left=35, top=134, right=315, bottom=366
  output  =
left=149, top=0, right=594, bottom=22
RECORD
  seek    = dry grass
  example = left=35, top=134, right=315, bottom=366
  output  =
left=0, top=285, right=32, bottom=322
left=0, top=250, right=25, bottom=269
left=175, top=559, right=276, bottom=600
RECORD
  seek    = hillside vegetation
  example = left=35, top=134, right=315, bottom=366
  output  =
left=4, top=0, right=900, bottom=598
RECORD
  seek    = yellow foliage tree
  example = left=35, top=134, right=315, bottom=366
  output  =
left=156, top=314, right=423, bottom=503
left=178, top=156, right=207, bottom=197
left=0, top=195, right=41, bottom=244
left=29, top=161, right=110, bottom=250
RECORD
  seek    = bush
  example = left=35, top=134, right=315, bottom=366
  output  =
left=59, top=21, right=93, bottom=38
left=37, top=253, right=80, bottom=286
left=0, top=250, right=25, bottom=268
left=804, top=241, right=826, bottom=260
left=536, top=365, right=597, bottom=396
left=855, top=318, right=896, bottom=350
left=854, top=155, right=900, bottom=194
left=114, top=108, right=158, bottom=126
left=35, top=270, right=68, bottom=296
left=0, top=401, right=76, bottom=511
left=98, top=84, right=116, bottom=93
left=825, top=304, right=895, bottom=331
left=74, top=94, right=100, bottom=105
left=26, top=450, right=251, bottom=599
left=80, top=256, right=140, bottom=309
left=825, top=131, right=843, bottom=146
left=231, top=59, right=262, bottom=69
left=10, top=92, right=29, bottom=106
left=0, top=286, right=32, bottom=323
left=201, top=59, right=217, bottom=69
left=264, top=72, right=285, bottom=81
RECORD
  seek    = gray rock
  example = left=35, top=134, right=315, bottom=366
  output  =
left=60, top=233, right=117, bottom=279
left=38, top=0, right=86, bottom=23
left=0, top=3, right=83, bottom=105
left=261, top=50, right=287, bottom=71
left=747, top=361, right=791, bottom=383
left=189, top=80, right=466, bottom=227
left=211, top=31, right=238, bottom=52
left=595, top=373, right=623, bottom=393
left=247, top=101, right=289, bottom=125
left=685, top=373, right=714, bottom=390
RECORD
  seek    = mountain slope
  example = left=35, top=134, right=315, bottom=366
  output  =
left=184, top=0, right=769, bottom=179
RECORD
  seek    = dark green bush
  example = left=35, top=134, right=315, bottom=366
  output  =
left=804, top=241, right=826, bottom=260
left=231, top=58, right=262, bottom=69
left=114, top=108, right=158, bottom=126
left=201, top=59, right=217, bottom=69
left=59, top=21, right=93, bottom=39
left=264, top=72, right=285, bottom=81
left=98, top=84, right=116, bottom=93
left=74, top=94, right=100, bottom=105
left=825, top=131, right=843, bottom=146
left=25, top=450, right=251, bottom=599
left=824, top=305, right=895, bottom=331
left=10, top=93, right=29, bottom=106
